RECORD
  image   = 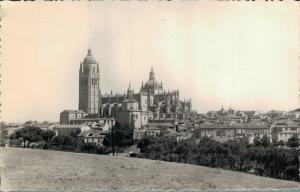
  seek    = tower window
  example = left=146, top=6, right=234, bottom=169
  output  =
left=92, top=78, right=94, bottom=85
left=95, top=78, right=97, bottom=85
left=93, top=67, right=95, bottom=73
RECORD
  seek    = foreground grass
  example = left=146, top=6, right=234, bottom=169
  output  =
left=1, top=147, right=299, bottom=191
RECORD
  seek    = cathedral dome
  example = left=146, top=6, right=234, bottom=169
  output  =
left=83, top=48, right=97, bottom=64
left=144, top=79, right=161, bottom=89
left=143, top=67, right=162, bottom=89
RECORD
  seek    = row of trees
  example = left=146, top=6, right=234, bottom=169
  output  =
left=10, top=126, right=55, bottom=148
left=137, top=135, right=300, bottom=182
left=9, top=123, right=134, bottom=155
left=9, top=126, right=111, bottom=154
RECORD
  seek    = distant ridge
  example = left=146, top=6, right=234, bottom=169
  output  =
left=1, top=148, right=299, bottom=191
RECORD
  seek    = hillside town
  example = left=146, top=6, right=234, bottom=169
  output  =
left=1, top=106, right=300, bottom=148
left=1, top=48, right=299, bottom=182
left=1, top=48, right=300, bottom=148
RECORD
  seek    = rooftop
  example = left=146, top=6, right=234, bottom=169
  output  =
left=200, top=123, right=268, bottom=129
left=61, top=110, right=87, bottom=114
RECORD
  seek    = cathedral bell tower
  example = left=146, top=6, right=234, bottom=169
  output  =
left=79, top=48, right=101, bottom=116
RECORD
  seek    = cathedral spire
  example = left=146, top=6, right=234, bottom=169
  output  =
left=87, top=46, right=92, bottom=56
left=149, top=67, right=155, bottom=80
left=127, top=80, right=134, bottom=99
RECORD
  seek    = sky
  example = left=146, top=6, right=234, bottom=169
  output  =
left=1, top=1, right=300, bottom=123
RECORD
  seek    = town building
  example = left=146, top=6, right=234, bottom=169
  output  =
left=60, top=110, right=88, bottom=125
left=205, top=107, right=257, bottom=125
left=271, top=120, right=300, bottom=143
left=283, top=108, right=300, bottom=119
left=69, top=118, right=115, bottom=130
left=197, top=122, right=270, bottom=143
left=133, top=128, right=147, bottom=140
left=51, top=125, right=91, bottom=137
left=77, top=129, right=109, bottom=146
left=133, top=124, right=161, bottom=140
left=266, top=110, right=285, bottom=119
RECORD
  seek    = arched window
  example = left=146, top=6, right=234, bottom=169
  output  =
left=92, top=78, right=94, bottom=85
left=93, top=67, right=95, bottom=73
left=95, top=78, right=97, bottom=85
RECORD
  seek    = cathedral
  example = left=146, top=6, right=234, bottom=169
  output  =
left=78, top=48, right=192, bottom=126
left=100, top=67, right=192, bottom=120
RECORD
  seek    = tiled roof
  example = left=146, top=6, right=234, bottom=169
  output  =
left=274, top=120, right=300, bottom=128
left=200, top=123, right=268, bottom=129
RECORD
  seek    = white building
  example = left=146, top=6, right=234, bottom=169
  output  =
left=60, top=110, right=88, bottom=124
left=77, top=129, right=108, bottom=146
left=51, top=125, right=91, bottom=137
left=271, top=120, right=300, bottom=143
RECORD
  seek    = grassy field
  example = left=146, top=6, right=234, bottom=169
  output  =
left=1, top=147, right=299, bottom=191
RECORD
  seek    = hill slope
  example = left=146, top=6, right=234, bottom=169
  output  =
left=1, top=147, right=299, bottom=191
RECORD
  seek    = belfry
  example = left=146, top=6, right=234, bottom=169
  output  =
left=78, top=48, right=101, bottom=116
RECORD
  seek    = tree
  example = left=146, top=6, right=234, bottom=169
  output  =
left=227, top=153, right=238, bottom=169
left=12, top=126, right=43, bottom=148
left=70, top=129, right=81, bottom=138
left=80, top=143, right=99, bottom=154
left=284, top=165, right=299, bottom=181
left=277, top=140, right=285, bottom=148
left=287, top=135, right=300, bottom=149
left=51, top=135, right=77, bottom=151
left=136, top=134, right=299, bottom=181
left=253, top=137, right=262, bottom=147
left=175, top=142, right=189, bottom=163
left=215, top=143, right=229, bottom=167
left=96, top=146, right=111, bottom=155
left=42, top=130, right=55, bottom=142
left=103, top=122, right=134, bottom=155
left=286, top=135, right=300, bottom=181
left=261, top=135, right=271, bottom=148
left=137, top=136, right=155, bottom=153
left=42, top=130, right=55, bottom=148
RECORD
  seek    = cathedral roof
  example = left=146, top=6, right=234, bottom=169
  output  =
left=83, top=48, right=97, bottom=64
left=144, top=79, right=161, bottom=89
left=143, top=67, right=162, bottom=89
